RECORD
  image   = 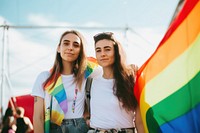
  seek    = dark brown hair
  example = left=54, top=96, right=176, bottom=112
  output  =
left=94, top=32, right=137, bottom=111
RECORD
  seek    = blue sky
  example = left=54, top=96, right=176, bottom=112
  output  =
left=0, top=0, right=180, bottom=108
left=1, top=0, right=178, bottom=27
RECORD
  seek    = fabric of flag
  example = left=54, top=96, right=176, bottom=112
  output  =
left=43, top=72, right=68, bottom=133
left=84, top=57, right=99, bottom=78
left=44, top=57, right=98, bottom=133
left=134, top=0, right=200, bottom=132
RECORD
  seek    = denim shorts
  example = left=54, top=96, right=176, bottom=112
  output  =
left=50, top=118, right=89, bottom=133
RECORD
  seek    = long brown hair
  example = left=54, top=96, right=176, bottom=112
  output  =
left=94, top=32, right=137, bottom=111
left=44, top=30, right=87, bottom=90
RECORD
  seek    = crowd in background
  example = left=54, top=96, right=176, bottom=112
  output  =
left=0, top=107, right=33, bottom=133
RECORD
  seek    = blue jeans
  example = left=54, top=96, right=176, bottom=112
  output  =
left=50, top=122, right=62, bottom=133
left=50, top=118, right=89, bottom=133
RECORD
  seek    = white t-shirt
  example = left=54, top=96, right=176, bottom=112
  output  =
left=32, top=71, right=86, bottom=119
left=90, top=75, right=134, bottom=129
left=32, top=66, right=103, bottom=119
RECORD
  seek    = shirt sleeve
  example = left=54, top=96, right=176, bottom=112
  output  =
left=89, top=66, right=103, bottom=78
left=31, top=71, right=50, bottom=99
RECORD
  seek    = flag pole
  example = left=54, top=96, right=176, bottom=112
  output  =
left=0, top=22, right=8, bottom=121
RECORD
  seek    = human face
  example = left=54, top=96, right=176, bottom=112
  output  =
left=57, top=33, right=81, bottom=63
left=95, top=39, right=115, bottom=68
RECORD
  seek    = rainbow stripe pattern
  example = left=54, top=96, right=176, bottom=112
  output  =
left=85, top=57, right=98, bottom=78
left=44, top=57, right=98, bottom=133
left=134, top=0, right=200, bottom=132
left=44, top=72, right=68, bottom=133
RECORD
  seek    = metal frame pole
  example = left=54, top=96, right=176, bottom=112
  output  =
left=0, top=23, right=7, bottom=121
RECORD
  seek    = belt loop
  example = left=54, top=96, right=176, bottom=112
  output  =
left=73, top=119, right=77, bottom=126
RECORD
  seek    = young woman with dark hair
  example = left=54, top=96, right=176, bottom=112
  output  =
left=1, top=107, right=16, bottom=133
left=87, top=32, right=144, bottom=133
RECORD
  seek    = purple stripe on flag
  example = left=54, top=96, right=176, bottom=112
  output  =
left=59, top=99, right=68, bottom=113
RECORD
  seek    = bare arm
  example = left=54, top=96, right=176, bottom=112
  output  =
left=24, top=117, right=33, bottom=133
left=135, top=106, right=145, bottom=133
left=33, top=96, right=44, bottom=133
left=10, top=116, right=17, bottom=131
left=83, top=102, right=90, bottom=127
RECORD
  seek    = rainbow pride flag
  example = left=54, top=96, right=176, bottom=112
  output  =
left=85, top=57, right=98, bottom=78
left=134, top=0, right=200, bottom=132
left=44, top=57, right=98, bottom=133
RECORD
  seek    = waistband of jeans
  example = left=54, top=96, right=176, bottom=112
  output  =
left=62, top=117, right=84, bottom=123
left=50, top=122, right=60, bottom=129
left=90, top=127, right=135, bottom=132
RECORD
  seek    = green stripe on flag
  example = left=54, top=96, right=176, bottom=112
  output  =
left=147, top=71, right=200, bottom=127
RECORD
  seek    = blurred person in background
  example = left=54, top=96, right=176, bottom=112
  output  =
left=15, top=107, right=33, bottom=133
left=1, top=107, right=16, bottom=133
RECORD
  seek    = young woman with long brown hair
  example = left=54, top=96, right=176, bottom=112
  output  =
left=87, top=32, right=144, bottom=133
left=32, top=30, right=96, bottom=133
